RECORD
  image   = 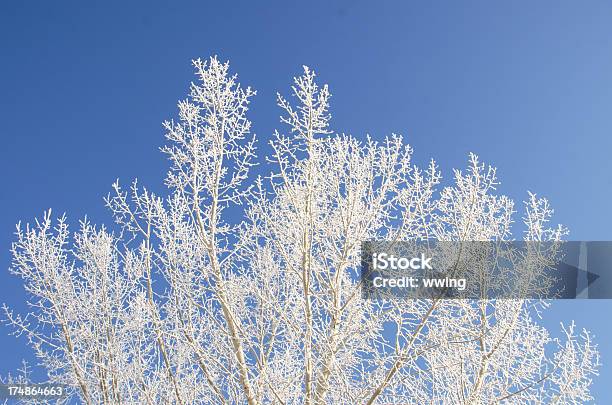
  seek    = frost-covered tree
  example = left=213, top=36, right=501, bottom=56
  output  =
left=4, top=57, right=599, bottom=404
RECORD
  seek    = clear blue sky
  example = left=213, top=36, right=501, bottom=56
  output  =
left=1, top=0, right=611, bottom=400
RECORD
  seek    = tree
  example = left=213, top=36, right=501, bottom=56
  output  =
left=4, top=57, right=599, bottom=404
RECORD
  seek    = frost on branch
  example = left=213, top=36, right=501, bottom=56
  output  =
left=4, top=57, right=599, bottom=404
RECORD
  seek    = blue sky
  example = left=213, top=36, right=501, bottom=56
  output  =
left=1, top=0, right=611, bottom=400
